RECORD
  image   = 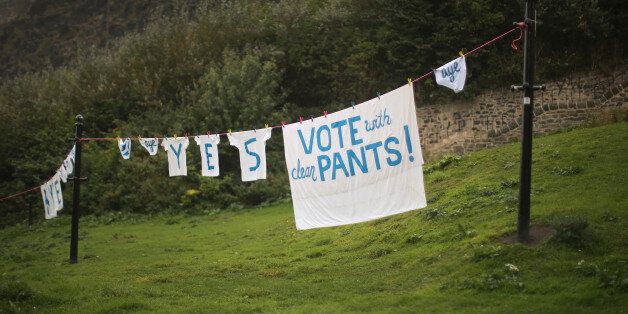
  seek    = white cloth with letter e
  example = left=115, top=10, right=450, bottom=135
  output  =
left=194, top=135, right=220, bottom=177
left=161, top=137, right=190, bottom=176
left=434, top=56, right=467, bottom=93
left=228, top=128, right=272, bottom=182
left=282, top=84, right=426, bottom=230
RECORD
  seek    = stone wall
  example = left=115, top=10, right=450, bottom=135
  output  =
left=417, top=68, right=627, bottom=160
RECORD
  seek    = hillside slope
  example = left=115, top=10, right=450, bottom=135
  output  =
left=1, top=123, right=626, bottom=312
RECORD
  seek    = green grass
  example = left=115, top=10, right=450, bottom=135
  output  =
left=1, top=123, right=627, bottom=313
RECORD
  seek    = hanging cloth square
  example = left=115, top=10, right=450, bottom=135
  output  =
left=59, top=163, right=68, bottom=183
left=161, top=137, right=190, bottom=177
left=434, top=56, right=467, bottom=93
left=228, top=128, right=272, bottom=182
left=194, top=134, right=221, bottom=177
left=118, top=138, right=132, bottom=159
left=139, top=137, right=160, bottom=156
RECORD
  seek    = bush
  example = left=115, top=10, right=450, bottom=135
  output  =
left=549, top=215, right=590, bottom=247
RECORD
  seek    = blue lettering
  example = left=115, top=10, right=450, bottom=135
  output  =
left=244, top=138, right=261, bottom=171
left=291, top=159, right=317, bottom=181
left=170, top=143, right=183, bottom=168
left=330, top=120, right=347, bottom=148
left=365, top=109, right=392, bottom=132
left=384, top=137, right=402, bottom=166
left=441, top=61, right=461, bottom=83
left=332, top=152, right=349, bottom=180
left=316, top=125, right=332, bottom=152
left=317, top=155, right=331, bottom=182
left=54, top=180, right=62, bottom=205
left=297, top=128, right=315, bottom=154
left=365, top=141, right=383, bottom=170
left=204, top=143, right=215, bottom=170
left=347, top=147, right=368, bottom=176
left=348, top=116, right=363, bottom=146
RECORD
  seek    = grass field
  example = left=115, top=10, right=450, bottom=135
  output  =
left=1, top=123, right=627, bottom=313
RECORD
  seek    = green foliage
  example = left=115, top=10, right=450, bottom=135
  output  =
left=549, top=215, right=591, bottom=247
left=0, top=0, right=625, bottom=223
left=0, top=124, right=626, bottom=311
left=424, top=155, right=462, bottom=174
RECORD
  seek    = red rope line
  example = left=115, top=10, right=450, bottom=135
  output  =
left=0, top=24, right=523, bottom=202
left=0, top=186, right=40, bottom=202
left=412, top=25, right=520, bottom=83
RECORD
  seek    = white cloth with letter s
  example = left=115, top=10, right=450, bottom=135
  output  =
left=228, top=128, right=272, bottom=182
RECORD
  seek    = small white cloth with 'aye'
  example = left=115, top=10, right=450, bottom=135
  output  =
left=139, top=137, right=160, bottom=156
left=161, top=137, right=190, bottom=177
left=228, top=128, right=272, bottom=182
left=194, top=134, right=221, bottom=177
left=434, top=56, right=467, bottom=93
left=118, top=138, right=132, bottom=159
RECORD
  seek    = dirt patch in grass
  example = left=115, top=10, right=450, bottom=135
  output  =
left=499, top=225, right=555, bottom=246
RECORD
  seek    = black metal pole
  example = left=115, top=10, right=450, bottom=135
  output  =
left=70, top=114, right=83, bottom=264
left=517, top=0, right=536, bottom=243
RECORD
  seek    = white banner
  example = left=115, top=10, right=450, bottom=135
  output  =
left=283, top=84, right=427, bottom=230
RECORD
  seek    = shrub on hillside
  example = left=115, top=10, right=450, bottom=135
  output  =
left=549, top=215, right=591, bottom=248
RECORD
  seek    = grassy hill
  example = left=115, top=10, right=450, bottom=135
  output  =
left=1, top=123, right=626, bottom=312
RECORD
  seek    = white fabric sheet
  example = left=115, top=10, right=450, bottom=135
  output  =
left=282, top=84, right=427, bottom=230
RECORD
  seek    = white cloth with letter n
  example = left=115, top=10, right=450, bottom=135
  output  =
left=283, top=84, right=427, bottom=230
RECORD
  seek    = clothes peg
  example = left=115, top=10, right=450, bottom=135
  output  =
left=264, top=123, right=269, bottom=129
left=228, top=129, right=231, bottom=134
left=459, top=50, right=464, bottom=58
left=281, top=121, right=285, bottom=128
left=310, top=115, right=314, bottom=122
left=207, top=131, right=211, bottom=136
left=351, top=101, right=356, bottom=110
left=299, top=116, right=303, bottom=124
left=324, top=110, right=328, bottom=118
left=407, top=78, right=412, bottom=86
left=377, top=92, right=381, bottom=99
